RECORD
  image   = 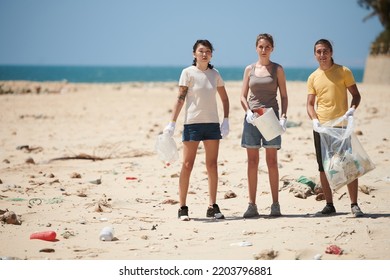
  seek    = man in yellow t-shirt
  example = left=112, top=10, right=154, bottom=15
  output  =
left=308, top=64, right=356, bottom=123
left=306, top=39, right=363, bottom=217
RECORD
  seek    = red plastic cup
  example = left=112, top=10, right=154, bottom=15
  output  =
left=30, top=231, right=57, bottom=241
left=253, top=108, right=265, bottom=116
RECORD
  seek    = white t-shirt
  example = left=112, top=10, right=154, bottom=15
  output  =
left=179, top=65, right=224, bottom=125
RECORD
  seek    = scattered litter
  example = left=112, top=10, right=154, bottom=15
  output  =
left=297, top=175, right=316, bottom=190
left=16, top=145, right=43, bottom=153
left=61, top=231, right=75, bottom=239
left=86, top=194, right=112, bottom=212
left=89, top=178, right=102, bottom=185
left=335, top=229, right=355, bottom=241
left=161, top=199, right=179, bottom=205
left=126, top=177, right=137, bottom=180
left=0, top=256, right=18, bottom=260
left=313, top=253, right=322, bottom=260
left=325, top=245, right=343, bottom=255
left=253, top=249, right=278, bottom=260
left=381, top=176, right=390, bottom=182
left=46, top=197, right=64, bottom=204
left=29, top=198, right=43, bottom=207
left=224, top=190, right=237, bottom=199
left=230, top=241, right=253, bottom=247
left=366, top=225, right=373, bottom=240
left=359, top=185, right=374, bottom=195
left=25, top=157, right=35, bottom=164
left=39, top=248, right=55, bottom=253
left=50, top=153, right=105, bottom=162
left=288, top=182, right=313, bottom=199
left=281, top=175, right=324, bottom=199
left=70, top=172, right=81, bottom=179
left=99, top=226, right=115, bottom=241
left=77, top=192, right=87, bottom=198
left=315, top=193, right=325, bottom=201
left=242, top=230, right=256, bottom=236
left=0, top=209, right=22, bottom=225
left=7, top=197, right=26, bottom=202
left=30, top=231, right=57, bottom=241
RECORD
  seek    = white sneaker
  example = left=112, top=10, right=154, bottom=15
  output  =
left=351, top=205, right=364, bottom=218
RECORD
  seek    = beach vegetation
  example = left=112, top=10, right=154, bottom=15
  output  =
left=358, top=0, right=390, bottom=54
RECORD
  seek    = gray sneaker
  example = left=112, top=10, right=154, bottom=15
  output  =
left=351, top=205, right=364, bottom=217
left=270, top=202, right=281, bottom=216
left=243, top=203, right=259, bottom=218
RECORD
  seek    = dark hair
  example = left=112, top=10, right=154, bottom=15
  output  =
left=314, top=39, right=334, bottom=63
left=256, top=33, right=274, bottom=48
left=192, top=39, right=214, bottom=69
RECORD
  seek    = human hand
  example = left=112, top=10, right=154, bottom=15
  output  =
left=246, top=110, right=256, bottom=125
left=163, top=121, right=176, bottom=137
left=344, top=107, right=355, bottom=119
left=312, top=119, right=324, bottom=133
left=220, top=118, right=229, bottom=138
left=279, top=117, right=287, bottom=131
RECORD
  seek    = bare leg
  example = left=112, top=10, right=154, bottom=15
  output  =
left=320, top=171, right=333, bottom=203
left=265, top=148, right=279, bottom=203
left=203, top=140, right=220, bottom=205
left=347, top=178, right=358, bottom=204
left=247, top=148, right=259, bottom=204
left=179, top=141, right=200, bottom=207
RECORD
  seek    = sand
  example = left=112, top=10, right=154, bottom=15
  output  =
left=0, top=80, right=389, bottom=261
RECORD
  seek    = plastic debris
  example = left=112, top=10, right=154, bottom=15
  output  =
left=325, top=244, right=343, bottom=255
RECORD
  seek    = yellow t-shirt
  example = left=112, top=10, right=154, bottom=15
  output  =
left=307, top=64, right=356, bottom=123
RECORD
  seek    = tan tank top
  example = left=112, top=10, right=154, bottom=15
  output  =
left=248, top=63, right=279, bottom=113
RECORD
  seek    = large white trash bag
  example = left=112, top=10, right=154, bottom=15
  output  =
left=320, top=116, right=375, bottom=190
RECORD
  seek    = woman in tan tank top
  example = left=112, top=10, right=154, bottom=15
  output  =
left=240, top=33, right=288, bottom=218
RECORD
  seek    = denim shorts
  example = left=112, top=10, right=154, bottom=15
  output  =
left=241, top=117, right=281, bottom=149
left=182, top=123, right=222, bottom=142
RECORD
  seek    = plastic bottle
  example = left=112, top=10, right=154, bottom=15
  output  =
left=30, top=231, right=57, bottom=241
left=99, top=226, right=114, bottom=241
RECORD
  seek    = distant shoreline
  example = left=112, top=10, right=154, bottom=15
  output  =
left=0, top=65, right=364, bottom=83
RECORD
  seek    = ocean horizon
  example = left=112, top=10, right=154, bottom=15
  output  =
left=0, top=65, right=364, bottom=83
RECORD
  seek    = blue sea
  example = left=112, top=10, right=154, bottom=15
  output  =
left=0, top=65, right=364, bottom=83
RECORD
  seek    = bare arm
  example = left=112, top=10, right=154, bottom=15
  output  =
left=276, top=65, right=288, bottom=117
left=240, top=66, right=251, bottom=112
left=347, top=84, right=361, bottom=109
left=169, top=86, right=188, bottom=122
left=306, top=94, right=317, bottom=120
left=217, top=86, right=229, bottom=118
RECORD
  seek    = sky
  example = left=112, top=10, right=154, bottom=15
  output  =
left=0, top=0, right=383, bottom=68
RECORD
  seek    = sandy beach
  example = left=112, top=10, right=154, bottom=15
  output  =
left=0, top=80, right=389, bottom=261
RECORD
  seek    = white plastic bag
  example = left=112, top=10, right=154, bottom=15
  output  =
left=155, top=132, right=179, bottom=166
left=320, top=116, right=375, bottom=190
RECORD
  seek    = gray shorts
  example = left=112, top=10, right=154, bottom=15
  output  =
left=241, top=116, right=281, bottom=149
